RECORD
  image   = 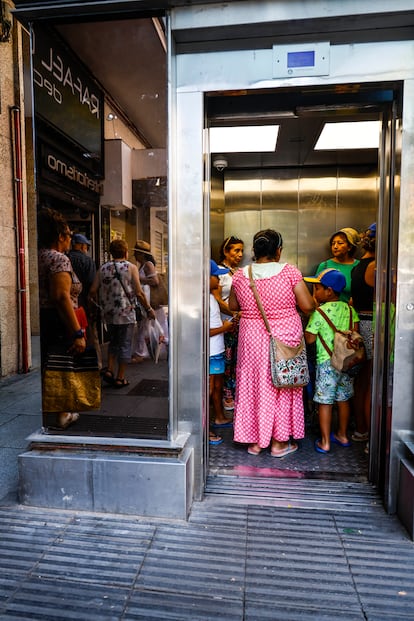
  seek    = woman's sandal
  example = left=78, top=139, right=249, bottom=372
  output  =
left=247, top=444, right=262, bottom=456
left=49, top=412, right=80, bottom=431
left=102, top=370, right=115, bottom=385
left=270, top=442, right=298, bottom=458
left=114, top=378, right=130, bottom=389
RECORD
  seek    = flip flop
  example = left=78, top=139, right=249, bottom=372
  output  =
left=314, top=439, right=330, bottom=454
left=114, top=378, right=130, bottom=389
left=270, top=442, right=298, bottom=458
left=209, top=433, right=223, bottom=446
left=330, top=433, right=352, bottom=447
left=247, top=444, right=262, bottom=456
left=212, top=422, right=233, bottom=429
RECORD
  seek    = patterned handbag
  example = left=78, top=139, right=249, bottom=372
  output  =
left=248, top=265, right=310, bottom=388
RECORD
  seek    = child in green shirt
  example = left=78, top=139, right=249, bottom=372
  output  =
left=304, top=269, right=360, bottom=454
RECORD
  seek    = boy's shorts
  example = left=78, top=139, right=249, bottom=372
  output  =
left=210, top=353, right=225, bottom=375
left=313, top=359, right=354, bottom=404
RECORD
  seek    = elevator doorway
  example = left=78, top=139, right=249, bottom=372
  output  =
left=207, top=82, right=401, bottom=491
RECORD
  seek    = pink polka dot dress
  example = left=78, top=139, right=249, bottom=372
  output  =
left=232, top=263, right=306, bottom=448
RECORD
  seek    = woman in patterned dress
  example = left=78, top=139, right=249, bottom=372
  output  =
left=229, top=229, right=315, bottom=457
left=89, top=239, right=155, bottom=387
left=38, top=207, right=86, bottom=430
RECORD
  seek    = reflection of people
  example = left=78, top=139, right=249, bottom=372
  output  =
left=216, top=236, right=244, bottom=412
left=316, top=228, right=360, bottom=302
left=304, top=269, right=359, bottom=454
left=350, top=223, right=376, bottom=453
left=89, top=239, right=155, bottom=388
left=68, top=234, right=96, bottom=310
left=68, top=233, right=101, bottom=368
left=229, top=229, right=315, bottom=457
left=38, top=207, right=86, bottom=430
left=132, top=240, right=169, bottom=362
left=210, top=260, right=234, bottom=431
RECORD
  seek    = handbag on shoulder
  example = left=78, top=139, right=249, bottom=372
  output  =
left=42, top=346, right=101, bottom=412
left=149, top=273, right=168, bottom=309
left=248, top=265, right=310, bottom=388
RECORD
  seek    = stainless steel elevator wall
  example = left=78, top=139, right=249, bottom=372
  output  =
left=211, top=165, right=378, bottom=275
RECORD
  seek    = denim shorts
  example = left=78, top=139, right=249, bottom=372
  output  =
left=209, top=353, right=225, bottom=375
left=313, top=359, right=354, bottom=404
left=107, top=323, right=134, bottom=363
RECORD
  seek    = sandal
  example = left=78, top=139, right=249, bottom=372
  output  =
left=114, top=378, right=130, bottom=389
left=49, top=412, right=80, bottom=431
left=351, top=431, right=369, bottom=442
left=209, top=433, right=223, bottom=446
left=102, top=370, right=115, bottom=385
left=270, top=442, right=298, bottom=458
left=247, top=444, right=262, bottom=456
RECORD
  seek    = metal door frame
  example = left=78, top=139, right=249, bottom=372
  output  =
left=171, top=36, right=414, bottom=505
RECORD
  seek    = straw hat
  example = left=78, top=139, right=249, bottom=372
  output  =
left=330, top=227, right=360, bottom=248
left=134, top=240, right=152, bottom=254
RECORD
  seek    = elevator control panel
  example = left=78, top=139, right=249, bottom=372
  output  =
left=272, top=42, right=330, bottom=78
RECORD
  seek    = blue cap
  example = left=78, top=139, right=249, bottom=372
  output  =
left=72, top=233, right=91, bottom=245
left=304, top=268, right=346, bottom=293
left=210, top=260, right=229, bottom=276
left=367, top=223, right=376, bottom=238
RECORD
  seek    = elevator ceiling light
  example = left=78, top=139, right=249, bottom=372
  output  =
left=315, top=121, right=380, bottom=150
left=210, top=125, right=279, bottom=153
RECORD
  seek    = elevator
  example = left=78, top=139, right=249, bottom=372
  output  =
left=206, top=83, right=399, bottom=495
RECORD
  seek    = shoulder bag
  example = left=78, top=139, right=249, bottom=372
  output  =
left=113, top=261, right=145, bottom=321
left=248, top=265, right=309, bottom=388
left=42, top=346, right=101, bottom=412
left=149, top=273, right=168, bottom=309
left=316, top=306, right=366, bottom=377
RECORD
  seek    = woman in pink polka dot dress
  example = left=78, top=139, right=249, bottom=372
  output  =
left=229, top=230, right=315, bottom=457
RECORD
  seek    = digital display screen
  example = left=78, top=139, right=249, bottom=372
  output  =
left=287, top=50, right=315, bottom=69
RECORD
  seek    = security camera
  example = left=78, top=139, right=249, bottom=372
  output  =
left=213, top=157, right=228, bottom=172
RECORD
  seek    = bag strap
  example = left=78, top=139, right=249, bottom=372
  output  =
left=316, top=304, right=354, bottom=356
left=316, top=306, right=338, bottom=333
left=315, top=307, right=336, bottom=356
left=248, top=264, right=272, bottom=335
left=113, top=261, right=133, bottom=304
left=317, top=304, right=354, bottom=331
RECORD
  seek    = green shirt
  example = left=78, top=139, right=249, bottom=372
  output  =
left=306, top=301, right=360, bottom=363
left=316, top=258, right=360, bottom=302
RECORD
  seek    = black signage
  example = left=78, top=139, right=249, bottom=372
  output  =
left=39, top=141, right=103, bottom=199
left=33, top=25, right=103, bottom=174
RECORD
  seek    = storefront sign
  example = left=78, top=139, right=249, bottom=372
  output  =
left=40, top=142, right=103, bottom=196
left=33, top=25, right=103, bottom=173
